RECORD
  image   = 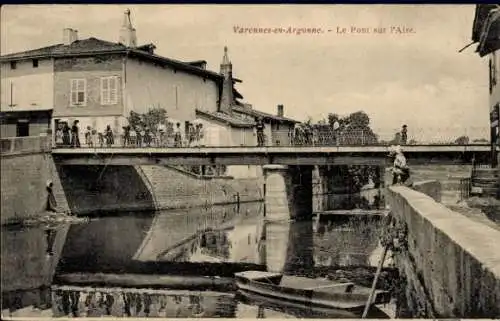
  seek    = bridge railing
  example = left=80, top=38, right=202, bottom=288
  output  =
left=0, top=135, right=51, bottom=155
left=51, top=126, right=492, bottom=149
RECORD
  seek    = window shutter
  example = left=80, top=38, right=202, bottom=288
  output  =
left=77, top=79, right=85, bottom=91
left=110, top=77, right=118, bottom=104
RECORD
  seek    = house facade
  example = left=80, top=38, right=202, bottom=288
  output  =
left=471, top=4, right=500, bottom=167
left=0, top=54, right=54, bottom=137
left=0, top=10, right=222, bottom=141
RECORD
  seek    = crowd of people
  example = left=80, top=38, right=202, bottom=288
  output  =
left=53, top=118, right=410, bottom=150
left=54, top=120, right=206, bottom=148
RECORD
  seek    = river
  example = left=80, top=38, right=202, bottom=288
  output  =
left=1, top=201, right=392, bottom=318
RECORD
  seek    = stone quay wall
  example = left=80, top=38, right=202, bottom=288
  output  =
left=386, top=180, right=500, bottom=318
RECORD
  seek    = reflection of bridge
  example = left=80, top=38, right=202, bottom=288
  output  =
left=51, top=145, right=495, bottom=166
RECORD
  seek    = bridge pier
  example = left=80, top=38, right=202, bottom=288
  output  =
left=263, top=165, right=313, bottom=221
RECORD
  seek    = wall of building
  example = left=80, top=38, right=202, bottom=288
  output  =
left=1, top=115, right=51, bottom=138
left=52, top=55, right=126, bottom=140
left=0, top=58, right=54, bottom=112
left=194, top=118, right=232, bottom=146
left=387, top=182, right=500, bottom=318
left=491, top=51, right=500, bottom=112
left=53, top=55, right=124, bottom=118
left=491, top=51, right=500, bottom=153
left=125, top=57, right=219, bottom=124
left=269, top=122, right=294, bottom=146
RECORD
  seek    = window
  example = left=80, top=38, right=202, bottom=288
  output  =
left=70, top=79, right=86, bottom=106
left=10, top=61, right=16, bottom=70
left=100, top=76, right=119, bottom=105
left=32, top=59, right=39, bottom=68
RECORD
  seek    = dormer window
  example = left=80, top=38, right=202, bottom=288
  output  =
left=10, top=61, right=16, bottom=70
left=32, top=59, right=39, bottom=68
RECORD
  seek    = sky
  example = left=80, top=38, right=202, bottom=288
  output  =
left=0, top=4, right=491, bottom=141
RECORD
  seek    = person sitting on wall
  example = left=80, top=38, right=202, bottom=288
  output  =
left=390, top=145, right=410, bottom=185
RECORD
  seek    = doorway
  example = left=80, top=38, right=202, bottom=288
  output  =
left=16, top=120, right=29, bottom=137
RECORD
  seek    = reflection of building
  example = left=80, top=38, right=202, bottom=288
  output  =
left=1, top=225, right=69, bottom=312
left=134, top=203, right=262, bottom=263
left=51, top=286, right=236, bottom=318
left=313, top=218, right=379, bottom=267
left=471, top=5, right=500, bottom=167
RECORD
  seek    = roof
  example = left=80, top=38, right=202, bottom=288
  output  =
left=195, top=109, right=255, bottom=128
left=232, top=105, right=299, bottom=124
left=477, top=8, right=500, bottom=57
left=0, top=37, right=223, bottom=81
left=472, top=4, right=499, bottom=42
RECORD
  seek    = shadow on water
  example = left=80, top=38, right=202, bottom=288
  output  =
left=2, top=200, right=393, bottom=318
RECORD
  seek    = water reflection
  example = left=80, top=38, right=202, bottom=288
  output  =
left=51, top=287, right=236, bottom=318
left=2, top=202, right=386, bottom=318
left=1, top=224, right=69, bottom=314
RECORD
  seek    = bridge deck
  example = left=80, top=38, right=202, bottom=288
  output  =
left=50, top=145, right=495, bottom=166
left=51, top=144, right=492, bottom=155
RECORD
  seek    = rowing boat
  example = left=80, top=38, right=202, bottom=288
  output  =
left=234, top=271, right=391, bottom=317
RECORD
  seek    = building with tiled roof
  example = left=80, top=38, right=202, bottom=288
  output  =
left=0, top=9, right=227, bottom=138
left=471, top=4, right=500, bottom=167
left=1, top=8, right=300, bottom=149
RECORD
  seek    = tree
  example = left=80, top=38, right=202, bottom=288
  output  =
left=127, top=108, right=168, bottom=131
left=312, top=111, right=378, bottom=146
left=454, top=135, right=470, bottom=145
left=127, top=111, right=143, bottom=129
left=142, top=108, right=168, bottom=132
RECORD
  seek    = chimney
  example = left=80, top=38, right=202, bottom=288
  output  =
left=119, top=9, right=137, bottom=48
left=63, top=28, right=78, bottom=45
left=219, top=46, right=233, bottom=115
left=277, top=104, right=284, bottom=117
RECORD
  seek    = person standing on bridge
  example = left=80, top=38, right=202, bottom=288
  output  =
left=70, top=120, right=80, bottom=148
left=256, top=117, right=265, bottom=147
left=391, top=145, right=410, bottom=185
left=401, top=125, right=408, bottom=145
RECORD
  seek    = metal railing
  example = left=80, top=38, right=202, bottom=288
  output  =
left=0, top=135, right=51, bottom=155
left=51, top=126, right=491, bottom=149
left=459, top=177, right=472, bottom=200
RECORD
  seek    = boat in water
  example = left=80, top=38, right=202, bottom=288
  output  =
left=234, top=271, right=391, bottom=318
